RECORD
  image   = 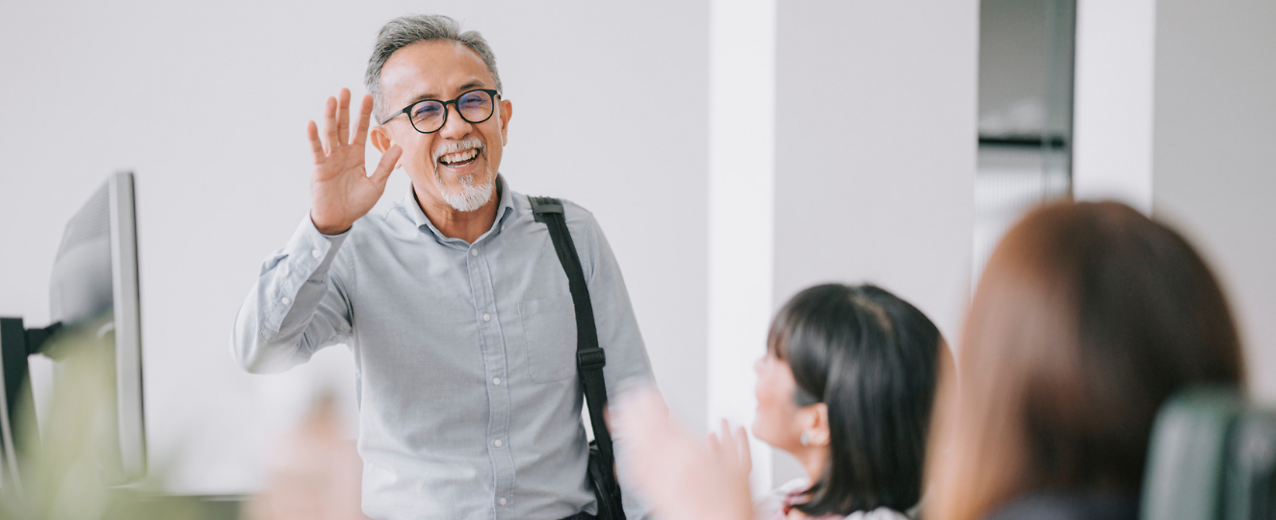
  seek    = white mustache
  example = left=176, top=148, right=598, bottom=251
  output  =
left=432, top=138, right=485, bottom=164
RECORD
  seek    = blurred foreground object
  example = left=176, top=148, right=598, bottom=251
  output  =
left=612, top=387, right=753, bottom=520
left=925, top=201, right=1245, bottom=520
left=1141, top=387, right=1276, bottom=520
left=245, top=394, right=368, bottom=520
left=0, top=325, right=208, bottom=520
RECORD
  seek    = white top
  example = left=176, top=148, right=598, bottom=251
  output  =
left=755, top=478, right=913, bottom=520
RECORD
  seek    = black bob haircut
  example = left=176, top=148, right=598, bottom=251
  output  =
left=767, top=283, right=943, bottom=516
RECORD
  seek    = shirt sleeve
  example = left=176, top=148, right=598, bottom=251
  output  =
left=230, top=214, right=354, bottom=373
left=571, top=207, right=657, bottom=520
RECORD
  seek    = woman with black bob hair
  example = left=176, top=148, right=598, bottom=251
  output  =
left=751, top=283, right=944, bottom=519
left=614, top=282, right=946, bottom=520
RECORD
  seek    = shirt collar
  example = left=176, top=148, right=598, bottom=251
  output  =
left=402, top=174, right=514, bottom=241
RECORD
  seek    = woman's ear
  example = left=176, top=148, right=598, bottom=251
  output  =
left=812, top=403, right=831, bottom=445
left=799, top=403, right=832, bottom=446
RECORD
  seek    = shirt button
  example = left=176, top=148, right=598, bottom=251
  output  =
left=311, top=249, right=321, bottom=258
left=494, top=439, right=502, bottom=447
left=470, top=249, right=479, bottom=257
left=280, top=296, right=290, bottom=305
left=482, top=313, right=491, bottom=322
left=493, top=377, right=501, bottom=385
left=499, top=498, right=508, bottom=506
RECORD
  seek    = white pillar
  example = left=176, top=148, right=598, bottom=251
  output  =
left=1072, top=0, right=1158, bottom=213
left=707, top=0, right=776, bottom=494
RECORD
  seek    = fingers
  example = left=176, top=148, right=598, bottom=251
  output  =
left=707, top=419, right=740, bottom=469
left=735, top=427, right=751, bottom=472
left=353, top=94, right=374, bottom=148
left=714, top=420, right=731, bottom=462
left=307, top=121, right=325, bottom=163
left=323, top=96, right=339, bottom=154
left=337, top=88, right=351, bottom=145
left=708, top=420, right=751, bottom=473
left=370, top=145, right=402, bottom=189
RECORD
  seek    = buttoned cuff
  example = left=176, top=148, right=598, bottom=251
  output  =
left=285, top=214, right=349, bottom=282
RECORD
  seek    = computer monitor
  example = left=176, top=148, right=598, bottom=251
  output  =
left=0, top=171, right=146, bottom=490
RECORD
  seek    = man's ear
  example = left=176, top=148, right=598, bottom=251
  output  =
left=370, top=126, right=399, bottom=168
left=370, top=126, right=393, bottom=152
left=498, top=99, right=512, bottom=146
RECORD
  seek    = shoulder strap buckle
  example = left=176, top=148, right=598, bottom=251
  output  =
left=529, top=196, right=564, bottom=223
left=577, top=347, right=606, bottom=371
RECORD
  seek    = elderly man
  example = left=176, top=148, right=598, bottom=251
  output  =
left=232, top=14, right=653, bottom=520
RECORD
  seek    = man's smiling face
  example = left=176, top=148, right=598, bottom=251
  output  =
left=372, top=39, right=512, bottom=212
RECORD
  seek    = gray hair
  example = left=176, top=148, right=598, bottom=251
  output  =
left=365, top=14, right=503, bottom=122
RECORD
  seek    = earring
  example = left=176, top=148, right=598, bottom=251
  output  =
left=800, top=432, right=810, bottom=446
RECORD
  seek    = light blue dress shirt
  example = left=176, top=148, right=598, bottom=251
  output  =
left=232, top=176, right=654, bottom=520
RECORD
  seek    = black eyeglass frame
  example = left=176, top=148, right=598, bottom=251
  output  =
left=379, top=88, right=502, bottom=133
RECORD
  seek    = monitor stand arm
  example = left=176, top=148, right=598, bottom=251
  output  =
left=23, top=322, right=64, bottom=358
left=25, top=322, right=62, bottom=354
left=0, top=317, right=62, bottom=490
left=0, top=318, right=63, bottom=420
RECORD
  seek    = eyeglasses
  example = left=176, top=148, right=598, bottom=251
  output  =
left=379, top=88, right=501, bottom=134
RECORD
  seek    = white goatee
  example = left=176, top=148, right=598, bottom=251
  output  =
left=433, top=139, right=495, bottom=212
left=439, top=174, right=495, bottom=212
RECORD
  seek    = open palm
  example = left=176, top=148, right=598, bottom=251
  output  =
left=307, top=88, right=403, bottom=235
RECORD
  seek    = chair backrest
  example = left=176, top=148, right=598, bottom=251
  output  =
left=1141, top=387, right=1276, bottom=520
left=1226, top=411, right=1276, bottom=520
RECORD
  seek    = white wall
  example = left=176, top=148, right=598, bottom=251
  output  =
left=770, top=0, right=978, bottom=486
left=1072, top=0, right=1157, bottom=213
left=0, top=0, right=1026, bottom=499
left=0, top=0, right=708, bottom=495
left=1151, top=1, right=1276, bottom=402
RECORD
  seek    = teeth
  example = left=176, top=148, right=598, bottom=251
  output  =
left=439, top=148, right=478, bottom=165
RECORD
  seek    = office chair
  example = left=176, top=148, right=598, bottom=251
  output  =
left=1142, top=387, right=1276, bottom=520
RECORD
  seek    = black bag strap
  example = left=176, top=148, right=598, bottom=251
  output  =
left=528, top=196, right=625, bottom=516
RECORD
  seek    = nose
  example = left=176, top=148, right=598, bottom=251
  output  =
left=754, top=357, right=764, bottom=374
left=438, top=102, right=473, bottom=139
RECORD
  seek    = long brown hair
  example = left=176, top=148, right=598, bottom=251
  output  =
left=925, top=201, right=1244, bottom=520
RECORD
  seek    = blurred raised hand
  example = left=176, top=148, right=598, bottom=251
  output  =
left=307, top=88, right=403, bottom=235
left=611, top=386, right=754, bottom=520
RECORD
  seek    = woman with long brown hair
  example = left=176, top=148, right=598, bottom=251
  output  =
left=925, top=201, right=1246, bottom=520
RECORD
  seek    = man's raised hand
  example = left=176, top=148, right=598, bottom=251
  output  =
left=307, top=88, right=403, bottom=235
